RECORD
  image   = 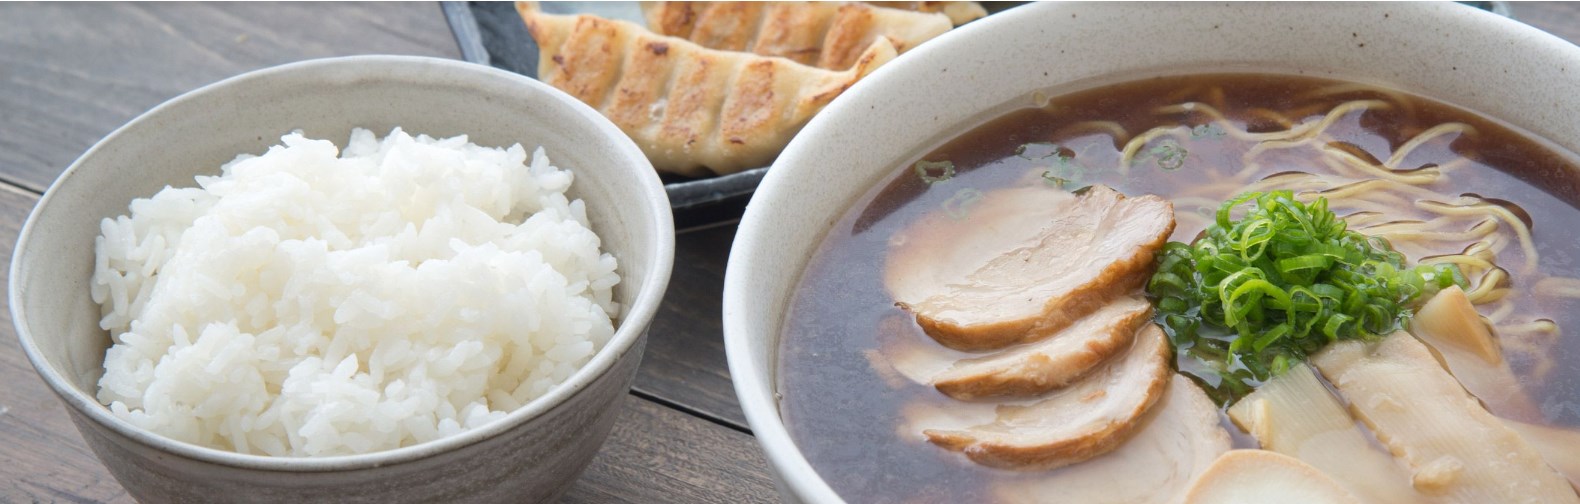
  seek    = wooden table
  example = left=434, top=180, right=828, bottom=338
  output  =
left=1, top=3, right=1577, bottom=503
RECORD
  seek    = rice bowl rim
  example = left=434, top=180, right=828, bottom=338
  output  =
left=10, top=55, right=675, bottom=472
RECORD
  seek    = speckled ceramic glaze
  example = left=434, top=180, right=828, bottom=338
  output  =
left=12, top=56, right=674, bottom=503
left=723, top=3, right=1580, bottom=503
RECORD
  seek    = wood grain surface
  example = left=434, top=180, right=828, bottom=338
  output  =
left=637, top=224, right=749, bottom=430
left=0, top=2, right=460, bottom=193
left=0, top=184, right=134, bottom=503
left=566, top=397, right=774, bottom=504
left=1515, top=2, right=1580, bottom=45
left=2, top=2, right=1579, bottom=503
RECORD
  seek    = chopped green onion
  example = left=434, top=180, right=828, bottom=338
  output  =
left=1016, top=142, right=1062, bottom=160
left=1191, top=123, right=1227, bottom=138
left=1149, top=141, right=1189, bottom=170
left=1148, top=190, right=1466, bottom=403
left=914, top=160, right=955, bottom=184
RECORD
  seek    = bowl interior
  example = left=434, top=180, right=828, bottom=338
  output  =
left=725, top=3, right=1580, bottom=502
left=12, top=56, right=673, bottom=466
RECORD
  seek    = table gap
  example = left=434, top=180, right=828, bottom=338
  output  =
left=632, top=386, right=752, bottom=435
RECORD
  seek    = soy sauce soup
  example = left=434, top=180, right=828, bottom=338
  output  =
left=777, top=73, right=1580, bottom=503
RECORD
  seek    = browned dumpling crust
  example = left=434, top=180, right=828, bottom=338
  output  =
left=867, top=1, right=987, bottom=26
left=641, top=2, right=951, bottom=70
left=518, top=3, right=897, bottom=177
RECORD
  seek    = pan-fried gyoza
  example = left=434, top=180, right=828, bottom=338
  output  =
left=867, top=1, right=987, bottom=26
left=518, top=3, right=894, bottom=177
left=640, top=2, right=951, bottom=70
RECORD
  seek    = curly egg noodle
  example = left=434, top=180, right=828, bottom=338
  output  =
left=1095, top=86, right=1564, bottom=384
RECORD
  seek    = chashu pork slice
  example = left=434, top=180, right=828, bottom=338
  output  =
left=993, top=374, right=1232, bottom=504
left=933, top=296, right=1153, bottom=399
left=885, top=185, right=1174, bottom=351
left=865, top=312, right=962, bottom=388
left=924, top=324, right=1172, bottom=469
left=1182, top=450, right=1361, bottom=504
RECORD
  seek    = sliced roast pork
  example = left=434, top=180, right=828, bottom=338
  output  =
left=866, top=313, right=962, bottom=387
left=932, top=296, right=1152, bottom=399
left=993, top=374, right=1231, bottom=504
left=885, top=185, right=1174, bottom=351
left=924, top=324, right=1172, bottom=469
left=1182, top=450, right=1361, bottom=504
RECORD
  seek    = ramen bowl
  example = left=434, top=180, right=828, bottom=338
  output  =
left=723, top=3, right=1580, bottom=502
left=12, top=56, right=674, bottom=502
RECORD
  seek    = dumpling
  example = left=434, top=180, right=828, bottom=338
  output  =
left=868, top=1, right=988, bottom=26
left=640, top=2, right=951, bottom=70
left=517, top=3, right=897, bottom=177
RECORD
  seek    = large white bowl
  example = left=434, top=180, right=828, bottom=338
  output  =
left=12, top=56, right=674, bottom=502
left=723, top=3, right=1580, bottom=503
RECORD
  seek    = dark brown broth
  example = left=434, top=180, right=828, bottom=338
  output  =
left=777, top=73, right=1580, bottom=503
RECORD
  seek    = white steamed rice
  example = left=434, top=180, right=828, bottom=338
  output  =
left=91, top=128, right=620, bottom=457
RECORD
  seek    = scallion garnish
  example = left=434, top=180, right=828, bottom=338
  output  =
left=1147, top=191, right=1465, bottom=401
left=914, top=160, right=955, bottom=184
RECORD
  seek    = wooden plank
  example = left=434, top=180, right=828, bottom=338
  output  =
left=634, top=223, right=751, bottom=430
left=564, top=395, right=776, bottom=504
left=0, top=183, right=136, bottom=503
left=1515, top=2, right=1580, bottom=47
left=0, top=2, right=462, bottom=193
